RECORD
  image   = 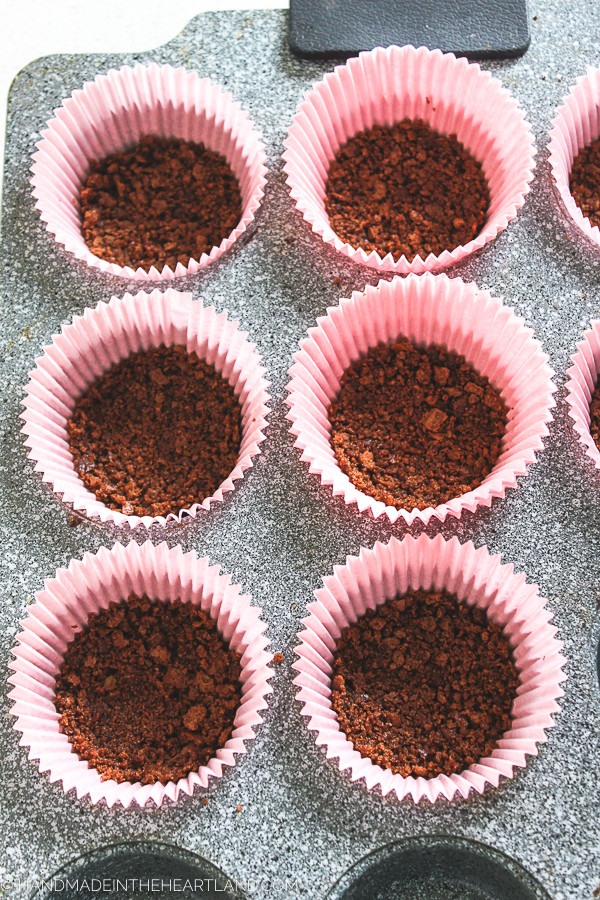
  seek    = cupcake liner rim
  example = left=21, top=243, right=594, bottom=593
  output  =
left=30, top=62, right=268, bottom=281
left=20, top=288, right=271, bottom=529
left=8, top=540, right=273, bottom=808
left=283, top=44, right=535, bottom=275
left=548, top=66, right=600, bottom=251
left=566, top=318, right=600, bottom=468
left=285, top=272, right=556, bottom=525
left=292, top=533, right=566, bottom=804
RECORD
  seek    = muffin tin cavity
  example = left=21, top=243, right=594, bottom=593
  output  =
left=566, top=318, right=600, bottom=471
left=32, top=842, right=243, bottom=900
left=549, top=66, right=600, bottom=253
left=8, top=541, right=272, bottom=807
left=324, top=836, right=551, bottom=900
left=283, top=44, right=535, bottom=274
left=286, top=273, right=555, bottom=525
left=31, top=63, right=267, bottom=280
left=20, top=288, right=270, bottom=529
left=293, top=534, right=565, bottom=804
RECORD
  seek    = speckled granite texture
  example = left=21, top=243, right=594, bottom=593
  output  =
left=1, top=5, right=600, bottom=899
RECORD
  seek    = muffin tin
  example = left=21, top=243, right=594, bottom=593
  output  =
left=1, top=5, right=600, bottom=900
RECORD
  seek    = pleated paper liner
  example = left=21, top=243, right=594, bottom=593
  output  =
left=566, top=319, right=600, bottom=469
left=283, top=44, right=535, bottom=275
left=286, top=273, right=556, bottom=526
left=7, top=541, right=272, bottom=808
left=293, top=534, right=566, bottom=804
left=31, top=63, right=267, bottom=280
left=549, top=67, right=600, bottom=252
left=20, top=288, right=270, bottom=529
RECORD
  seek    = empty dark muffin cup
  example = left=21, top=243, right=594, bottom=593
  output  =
left=8, top=540, right=272, bottom=807
left=293, top=534, right=566, bottom=803
left=21, top=288, right=270, bottom=528
left=31, top=63, right=267, bottom=279
left=286, top=273, right=556, bottom=525
left=283, top=45, right=535, bottom=274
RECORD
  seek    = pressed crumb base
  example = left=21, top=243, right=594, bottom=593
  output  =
left=54, top=595, right=242, bottom=785
left=67, top=345, right=242, bottom=519
left=328, top=336, right=508, bottom=511
left=80, top=134, right=242, bottom=272
left=331, top=589, right=519, bottom=779
left=570, top=137, right=600, bottom=228
left=324, top=119, right=490, bottom=264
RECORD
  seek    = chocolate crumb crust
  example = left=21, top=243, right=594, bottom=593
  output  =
left=328, top=336, right=508, bottom=511
left=331, top=589, right=519, bottom=779
left=569, top=137, right=600, bottom=228
left=324, top=119, right=490, bottom=264
left=67, top=345, right=242, bottom=519
left=54, top=595, right=242, bottom=785
left=80, top=134, right=242, bottom=272
left=588, top=381, right=600, bottom=450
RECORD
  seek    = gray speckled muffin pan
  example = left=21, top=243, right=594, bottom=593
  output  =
left=2, top=4, right=600, bottom=899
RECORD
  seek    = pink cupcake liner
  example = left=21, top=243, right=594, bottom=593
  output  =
left=7, top=540, right=272, bottom=808
left=565, top=319, right=600, bottom=468
left=293, top=533, right=566, bottom=804
left=549, top=67, right=600, bottom=250
left=283, top=45, right=534, bottom=274
left=20, top=288, right=270, bottom=529
left=31, top=63, right=268, bottom=280
left=285, top=273, right=556, bottom=525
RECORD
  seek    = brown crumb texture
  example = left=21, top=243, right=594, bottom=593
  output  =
left=324, top=120, right=489, bottom=263
left=331, top=589, right=519, bottom=779
left=328, top=336, right=508, bottom=511
left=570, top=137, right=600, bottom=228
left=67, top=345, right=241, bottom=519
left=589, top=382, right=600, bottom=451
left=54, top=594, right=242, bottom=785
left=80, top=134, right=242, bottom=272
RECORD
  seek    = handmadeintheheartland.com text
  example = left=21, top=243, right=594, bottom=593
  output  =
left=0, top=874, right=300, bottom=895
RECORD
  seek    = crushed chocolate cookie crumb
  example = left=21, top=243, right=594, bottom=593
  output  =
left=325, top=120, right=489, bottom=263
left=328, top=336, right=508, bottom=511
left=67, top=345, right=241, bottom=519
left=54, top=594, right=242, bottom=785
left=332, top=589, right=519, bottom=779
left=570, top=137, right=600, bottom=228
left=80, top=134, right=242, bottom=272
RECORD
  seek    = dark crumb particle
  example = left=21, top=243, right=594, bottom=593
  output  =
left=570, top=138, right=600, bottom=229
left=203, top=798, right=209, bottom=806
left=67, top=344, right=241, bottom=519
left=324, top=119, right=489, bottom=263
left=54, top=594, right=242, bottom=785
left=332, top=589, right=519, bottom=779
left=272, top=652, right=284, bottom=665
left=328, top=335, right=508, bottom=511
left=80, top=134, right=242, bottom=272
